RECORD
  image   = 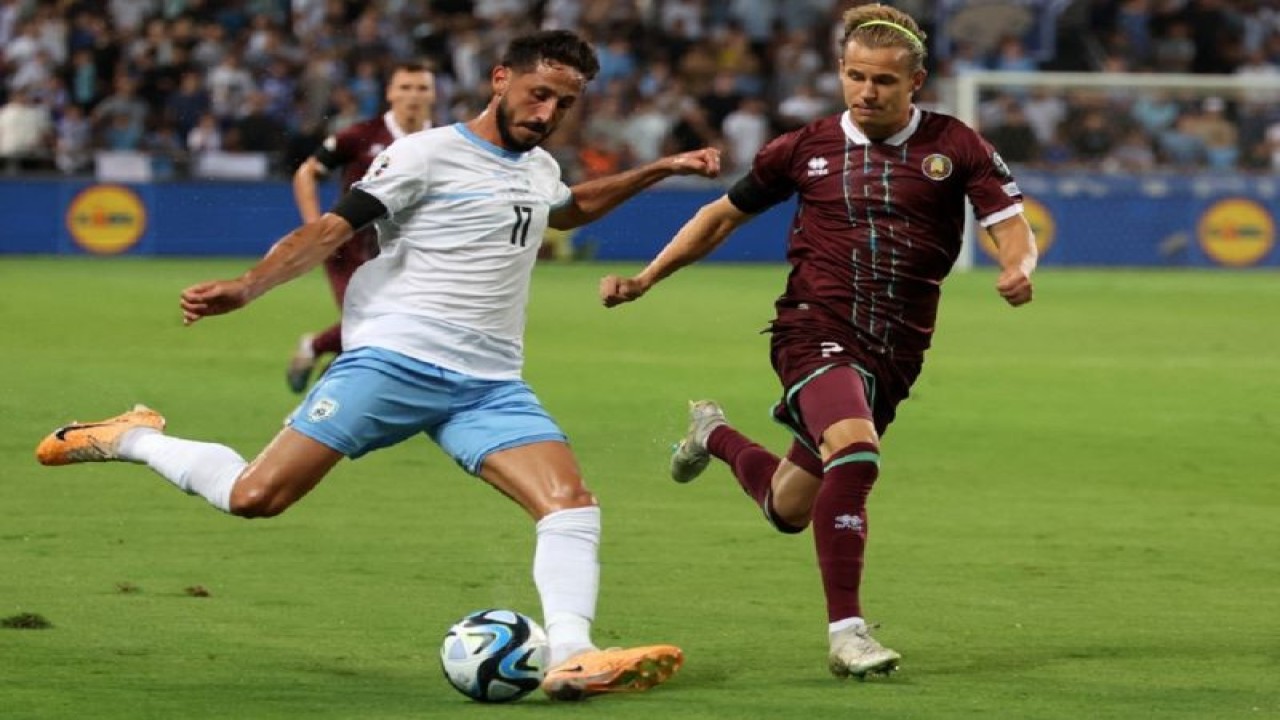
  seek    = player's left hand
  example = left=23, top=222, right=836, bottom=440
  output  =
left=666, top=147, right=721, bottom=178
left=996, top=268, right=1033, bottom=307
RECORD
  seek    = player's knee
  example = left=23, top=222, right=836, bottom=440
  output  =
left=540, top=486, right=597, bottom=514
left=228, top=482, right=292, bottom=518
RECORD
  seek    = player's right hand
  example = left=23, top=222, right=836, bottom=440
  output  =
left=180, top=279, right=253, bottom=325
left=599, top=274, right=648, bottom=308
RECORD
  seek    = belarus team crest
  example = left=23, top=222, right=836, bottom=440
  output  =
left=922, top=153, right=953, bottom=181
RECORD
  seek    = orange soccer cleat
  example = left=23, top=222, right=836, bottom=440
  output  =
left=35, top=404, right=166, bottom=466
left=541, top=644, right=684, bottom=701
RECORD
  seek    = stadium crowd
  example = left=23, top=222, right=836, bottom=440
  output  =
left=2, top=0, right=1280, bottom=180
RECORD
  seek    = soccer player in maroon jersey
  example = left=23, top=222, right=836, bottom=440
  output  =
left=286, top=62, right=437, bottom=392
left=599, top=4, right=1037, bottom=678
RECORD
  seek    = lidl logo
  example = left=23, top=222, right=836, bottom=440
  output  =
left=65, top=184, right=147, bottom=255
left=979, top=196, right=1054, bottom=260
left=1198, top=198, right=1274, bottom=267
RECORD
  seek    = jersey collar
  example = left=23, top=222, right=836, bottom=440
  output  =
left=383, top=111, right=408, bottom=140
left=840, top=106, right=921, bottom=146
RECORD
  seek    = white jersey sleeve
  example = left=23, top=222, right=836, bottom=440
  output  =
left=352, top=140, right=430, bottom=215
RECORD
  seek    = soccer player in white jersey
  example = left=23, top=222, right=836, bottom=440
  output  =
left=35, top=30, right=721, bottom=701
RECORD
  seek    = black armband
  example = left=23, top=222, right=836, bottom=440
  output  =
left=311, top=147, right=339, bottom=171
left=727, top=173, right=787, bottom=215
left=331, top=188, right=388, bottom=230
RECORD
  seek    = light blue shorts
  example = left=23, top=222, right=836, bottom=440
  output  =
left=287, top=347, right=566, bottom=474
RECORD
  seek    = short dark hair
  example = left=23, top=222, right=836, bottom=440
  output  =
left=500, top=30, right=599, bottom=82
left=389, top=61, right=431, bottom=76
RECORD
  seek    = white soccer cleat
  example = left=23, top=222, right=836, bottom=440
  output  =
left=828, top=623, right=901, bottom=679
left=669, top=400, right=727, bottom=484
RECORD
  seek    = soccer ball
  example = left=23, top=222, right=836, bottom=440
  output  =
left=439, top=609, right=548, bottom=703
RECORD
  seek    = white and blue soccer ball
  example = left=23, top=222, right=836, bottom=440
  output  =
left=439, top=608, right=548, bottom=703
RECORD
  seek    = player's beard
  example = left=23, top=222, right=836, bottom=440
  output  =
left=495, top=96, right=550, bottom=152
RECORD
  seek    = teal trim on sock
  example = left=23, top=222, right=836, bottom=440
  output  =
left=823, top=450, right=880, bottom=473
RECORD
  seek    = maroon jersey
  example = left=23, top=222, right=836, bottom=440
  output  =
left=312, top=113, right=417, bottom=264
left=746, top=108, right=1022, bottom=363
left=313, top=112, right=411, bottom=191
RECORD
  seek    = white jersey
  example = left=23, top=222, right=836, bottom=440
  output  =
left=341, top=123, right=573, bottom=379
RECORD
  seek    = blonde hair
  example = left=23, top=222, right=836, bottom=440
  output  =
left=839, top=3, right=928, bottom=71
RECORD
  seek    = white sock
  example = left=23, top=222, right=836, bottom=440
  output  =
left=534, top=506, right=601, bottom=666
left=829, top=616, right=867, bottom=635
left=118, top=428, right=244, bottom=513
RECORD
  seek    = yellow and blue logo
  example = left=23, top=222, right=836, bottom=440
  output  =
left=65, top=185, right=147, bottom=255
left=1198, top=198, right=1274, bottom=267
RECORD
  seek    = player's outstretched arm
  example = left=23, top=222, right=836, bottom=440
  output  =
left=550, top=147, right=721, bottom=230
left=987, top=213, right=1037, bottom=307
left=181, top=213, right=356, bottom=325
left=600, top=195, right=751, bottom=307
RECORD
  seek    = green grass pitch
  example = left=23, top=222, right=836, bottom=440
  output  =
left=1, top=258, right=1277, bottom=719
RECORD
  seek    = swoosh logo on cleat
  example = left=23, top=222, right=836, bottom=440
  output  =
left=54, top=423, right=111, bottom=441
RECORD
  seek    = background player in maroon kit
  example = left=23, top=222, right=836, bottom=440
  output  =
left=598, top=4, right=1037, bottom=679
left=286, top=62, right=437, bottom=392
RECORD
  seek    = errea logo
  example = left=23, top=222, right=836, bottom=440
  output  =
left=834, top=514, right=864, bottom=532
left=807, top=156, right=829, bottom=177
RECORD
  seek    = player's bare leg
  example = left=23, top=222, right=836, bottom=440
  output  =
left=481, top=441, right=683, bottom=700
left=37, top=407, right=342, bottom=517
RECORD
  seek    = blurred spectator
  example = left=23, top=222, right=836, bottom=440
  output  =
left=984, top=99, right=1040, bottom=164
left=1022, top=87, right=1067, bottom=146
left=991, top=35, right=1038, bottom=73
left=64, top=48, right=102, bottom=110
left=698, top=71, right=744, bottom=136
left=1151, top=20, right=1196, bottom=72
left=721, top=95, right=770, bottom=175
left=1264, top=117, right=1280, bottom=172
left=232, top=91, right=287, bottom=154
left=1114, top=0, right=1154, bottom=68
left=771, top=28, right=824, bottom=104
left=0, top=86, right=53, bottom=170
left=348, top=59, right=383, bottom=120
left=1103, top=128, right=1158, bottom=172
left=1066, top=107, right=1118, bottom=161
left=55, top=103, right=92, bottom=173
left=91, top=75, right=148, bottom=149
left=777, top=82, right=829, bottom=131
left=207, top=52, right=255, bottom=120
left=186, top=111, right=222, bottom=154
left=594, top=31, right=637, bottom=90
left=666, top=98, right=718, bottom=155
left=622, top=94, right=672, bottom=165
left=165, top=70, right=210, bottom=142
left=111, top=0, right=157, bottom=34
left=1183, top=96, right=1239, bottom=169
left=1132, top=90, right=1181, bottom=136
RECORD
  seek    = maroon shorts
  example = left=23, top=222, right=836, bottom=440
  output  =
left=768, top=318, right=921, bottom=448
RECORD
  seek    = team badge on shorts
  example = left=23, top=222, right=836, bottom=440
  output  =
left=922, top=153, right=953, bottom=181
left=308, top=398, right=340, bottom=422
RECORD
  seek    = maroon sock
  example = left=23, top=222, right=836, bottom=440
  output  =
left=312, top=324, right=343, bottom=356
left=812, top=442, right=879, bottom=622
left=706, top=425, right=778, bottom=507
